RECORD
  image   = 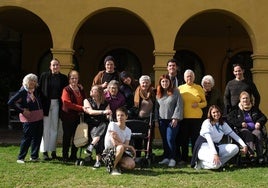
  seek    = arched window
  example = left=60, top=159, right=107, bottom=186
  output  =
left=174, top=50, right=205, bottom=84
left=226, top=51, right=253, bottom=84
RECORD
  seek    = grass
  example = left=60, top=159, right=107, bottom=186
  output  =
left=1, top=145, right=268, bottom=188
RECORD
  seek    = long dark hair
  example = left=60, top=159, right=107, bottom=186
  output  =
left=207, top=105, right=224, bottom=125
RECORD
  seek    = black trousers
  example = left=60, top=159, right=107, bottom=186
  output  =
left=176, top=118, right=202, bottom=162
left=62, top=117, right=79, bottom=159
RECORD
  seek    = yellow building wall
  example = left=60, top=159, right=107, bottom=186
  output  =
left=1, top=0, right=268, bottom=130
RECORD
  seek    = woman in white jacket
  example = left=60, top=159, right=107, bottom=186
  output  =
left=191, top=105, right=248, bottom=169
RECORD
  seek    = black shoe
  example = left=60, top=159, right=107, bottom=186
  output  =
left=51, top=151, right=57, bottom=159
left=43, top=152, right=50, bottom=161
left=69, top=155, right=77, bottom=162
left=62, top=158, right=68, bottom=163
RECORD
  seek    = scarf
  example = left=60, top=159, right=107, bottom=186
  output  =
left=238, top=102, right=252, bottom=111
left=134, top=86, right=155, bottom=108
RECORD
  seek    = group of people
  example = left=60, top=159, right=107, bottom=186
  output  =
left=7, top=56, right=267, bottom=175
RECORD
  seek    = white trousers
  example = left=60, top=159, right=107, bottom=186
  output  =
left=198, top=143, right=239, bottom=169
left=40, top=99, right=59, bottom=152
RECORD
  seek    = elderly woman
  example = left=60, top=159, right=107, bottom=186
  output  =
left=178, top=69, right=207, bottom=164
left=61, top=70, right=86, bottom=162
left=134, top=75, right=155, bottom=121
left=201, top=75, right=224, bottom=119
left=227, top=91, right=267, bottom=164
left=104, top=80, right=126, bottom=120
left=133, top=75, right=156, bottom=157
left=8, top=73, right=44, bottom=163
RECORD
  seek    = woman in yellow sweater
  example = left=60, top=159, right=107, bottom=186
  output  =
left=178, top=69, right=207, bottom=165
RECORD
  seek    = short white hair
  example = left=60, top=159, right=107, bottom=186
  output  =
left=201, top=75, right=215, bottom=87
left=184, top=69, right=195, bottom=81
left=22, top=73, right=38, bottom=89
left=139, top=75, right=151, bottom=85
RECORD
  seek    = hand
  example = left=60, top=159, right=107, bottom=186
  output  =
left=213, top=154, right=221, bottom=166
left=104, top=109, right=112, bottom=115
left=240, top=146, right=248, bottom=154
left=191, top=102, right=198, bottom=108
left=154, top=121, right=159, bottom=128
left=102, top=82, right=108, bottom=89
left=127, top=145, right=136, bottom=159
left=255, top=122, right=261, bottom=130
left=171, top=119, right=178, bottom=128
left=82, top=106, right=88, bottom=112
left=23, top=109, right=31, bottom=117
left=242, top=122, right=247, bottom=128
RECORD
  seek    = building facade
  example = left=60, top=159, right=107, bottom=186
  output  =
left=1, top=0, right=268, bottom=126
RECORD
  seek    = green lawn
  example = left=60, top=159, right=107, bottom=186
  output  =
left=1, top=145, right=268, bottom=188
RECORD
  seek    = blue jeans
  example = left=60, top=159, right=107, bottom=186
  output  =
left=159, top=119, right=180, bottom=159
left=18, top=120, right=43, bottom=160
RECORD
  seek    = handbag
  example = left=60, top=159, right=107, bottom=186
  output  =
left=74, top=113, right=89, bottom=147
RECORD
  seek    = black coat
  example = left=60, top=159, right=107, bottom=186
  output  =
left=38, top=71, right=68, bottom=116
left=227, top=106, right=267, bottom=130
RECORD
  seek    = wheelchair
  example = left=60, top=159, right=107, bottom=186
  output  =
left=231, top=126, right=268, bottom=166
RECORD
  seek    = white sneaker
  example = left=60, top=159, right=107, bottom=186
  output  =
left=16, top=159, right=25, bottom=164
left=168, top=159, right=176, bottom=167
left=158, top=158, right=169, bottom=165
left=111, top=168, right=121, bottom=175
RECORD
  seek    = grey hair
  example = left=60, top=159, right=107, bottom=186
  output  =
left=107, top=80, right=119, bottom=88
left=184, top=69, right=195, bottom=80
left=139, top=75, right=151, bottom=85
left=22, top=73, right=38, bottom=89
left=201, top=75, right=215, bottom=88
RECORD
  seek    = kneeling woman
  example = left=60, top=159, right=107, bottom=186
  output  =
left=104, top=107, right=136, bottom=175
left=191, top=105, right=248, bottom=169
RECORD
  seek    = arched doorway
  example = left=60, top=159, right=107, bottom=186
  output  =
left=0, top=7, right=52, bottom=127
left=73, top=9, right=154, bottom=93
left=174, top=11, right=253, bottom=91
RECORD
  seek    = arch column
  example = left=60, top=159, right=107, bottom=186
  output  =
left=251, top=53, right=268, bottom=114
left=51, top=48, right=75, bottom=75
left=153, top=50, right=175, bottom=86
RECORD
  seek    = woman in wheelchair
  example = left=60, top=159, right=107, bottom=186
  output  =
left=104, top=107, right=136, bottom=175
left=227, top=91, right=267, bottom=163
